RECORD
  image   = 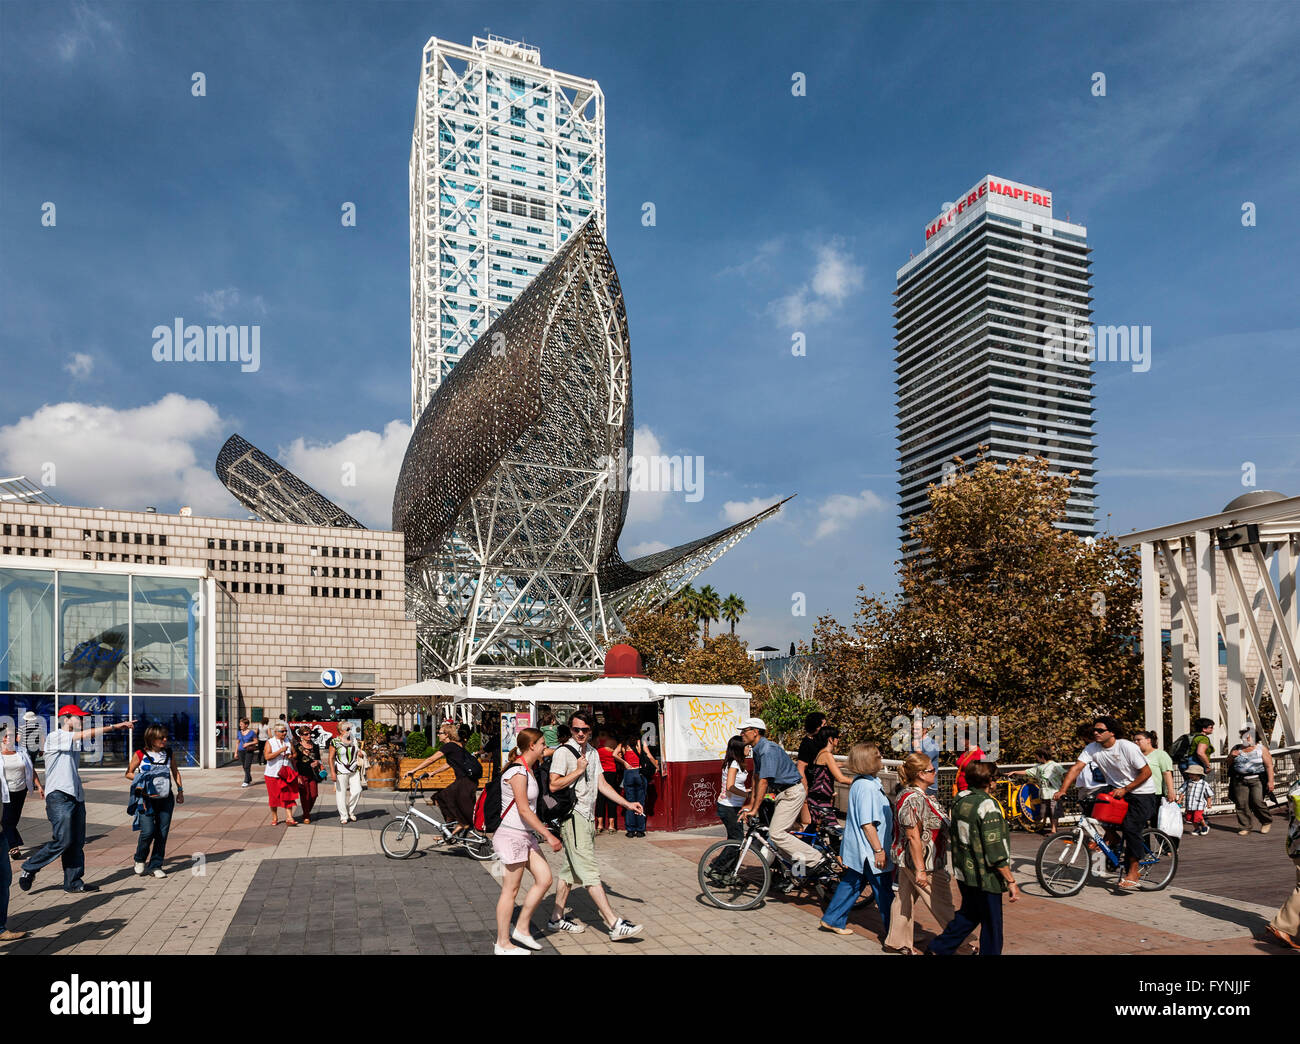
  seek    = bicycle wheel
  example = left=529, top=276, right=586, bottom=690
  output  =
left=1136, top=828, right=1178, bottom=891
left=1036, top=831, right=1090, bottom=897
left=380, top=817, right=419, bottom=859
left=698, top=840, right=770, bottom=910
left=1016, top=783, right=1042, bottom=830
left=460, top=830, right=496, bottom=862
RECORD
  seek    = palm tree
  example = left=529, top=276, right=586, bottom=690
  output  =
left=696, top=585, right=722, bottom=643
left=721, top=593, right=746, bottom=636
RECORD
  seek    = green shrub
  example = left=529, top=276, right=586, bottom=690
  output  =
left=405, top=730, right=431, bottom=759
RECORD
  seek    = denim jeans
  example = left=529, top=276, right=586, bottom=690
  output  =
left=2, top=787, right=26, bottom=849
left=22, top=791, right=86, bottom=889
left=622, top=769, right=646, bottom=831
left=823, top=864, right=893, bottom=934
left=134, top=795, right=176, bottom=870
left=239, top=748, right=258, bottom=784
left=1, top=842, right=10, bottom=932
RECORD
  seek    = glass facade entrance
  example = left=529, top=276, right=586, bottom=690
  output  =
left=0, top=563, right=235, bottom=768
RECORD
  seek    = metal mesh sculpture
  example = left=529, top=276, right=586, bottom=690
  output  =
left=394, top=220, right=786, bottom=683
left=216, top=434, right=364, bottom=528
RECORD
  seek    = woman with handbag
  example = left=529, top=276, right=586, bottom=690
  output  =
left=264, top=723, right=299, bottom=826
left=124, top=725, right=184, bottom=878
left=293, top=726, right=324, bottom=824
left=882, top=752, right=955, bottom=955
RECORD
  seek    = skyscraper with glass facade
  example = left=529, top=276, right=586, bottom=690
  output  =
left=409, top=35, right=606, bottom=423
left=894, top=175, right=1097, bottom=553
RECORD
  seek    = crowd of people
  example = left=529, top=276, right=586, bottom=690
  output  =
left=695, top=711, right=1300, bottom=956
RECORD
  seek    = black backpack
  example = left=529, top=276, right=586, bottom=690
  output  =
left=1170, top=733, right=1192, bottom=769
left=481, top=771, right=509, bottom=832
left=535, top=743, right=580, bottom=826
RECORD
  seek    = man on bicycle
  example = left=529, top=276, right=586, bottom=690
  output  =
left=737, top=718, right=827, bottom=881
left=1056, top=716, right=1156, bottom=890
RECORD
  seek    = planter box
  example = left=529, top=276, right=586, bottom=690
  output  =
left=365, top=761, right=397, bottom=790
left=396, top=756, right=496, bottom=790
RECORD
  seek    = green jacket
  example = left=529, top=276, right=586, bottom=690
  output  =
left=949, top=789, right=1011, bottom=893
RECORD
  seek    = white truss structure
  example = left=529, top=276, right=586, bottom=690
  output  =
left=409, top=34, right=606, bottom=423
left=1122, top=493, right=1300, bottom=746
left=394, top=222, right=786, bottom=687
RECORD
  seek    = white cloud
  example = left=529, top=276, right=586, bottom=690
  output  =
left=813, top=489, right=887, bottom=541
left=623, top=425, right=674, bottom=525
left=625, top=540, right=669, bottom=559
left=280, top=420, right=412, bottom=528
left=717, top=238, right=783, bottom=279
left=55, top=3, right=122, bottom=63
left=63, top=353, right=94, bottom=379
left=769, top=241, right=864, bottom=326
left=0, top=395, right=231, bottom=514
left=721, top=495, right=785, bottom=525
left=197, top=287, right=267, bottom=320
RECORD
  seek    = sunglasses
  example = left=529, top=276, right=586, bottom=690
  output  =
left=570, top=726, right=591, bottom=734
left=1092, top=726, right=1109, bottom=734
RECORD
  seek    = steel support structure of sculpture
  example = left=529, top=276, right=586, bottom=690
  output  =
left=394, top=220, right=786, bottom=685
left=216, top=434, right=364, bottom=529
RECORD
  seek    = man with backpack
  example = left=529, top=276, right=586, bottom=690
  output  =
left=545, top=710, right=645, bottom=941
left=1172, top=718, right=1216, bottom=778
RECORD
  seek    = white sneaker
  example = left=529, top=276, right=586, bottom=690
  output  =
left=241, top=782, right=250, bottom=788
left=152, top=868, right=166, bottom=879
left=511, top=928, right=543, bottom=951
left=608, top=917, right=642, bottom=941
left=133, top=862, right=145, bottom=876
left=546, top=916, right=586, bottom=934
left=493, top=943, right=530, bottom=955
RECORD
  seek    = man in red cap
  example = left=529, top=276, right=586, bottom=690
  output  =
left=19, top=705, right=134, bottom=894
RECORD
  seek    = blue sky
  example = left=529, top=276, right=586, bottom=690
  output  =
left=2, top=1, right=1298, bottom=649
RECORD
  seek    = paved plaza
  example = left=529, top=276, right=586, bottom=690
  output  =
left=0, top=764, right=1295, bottom=957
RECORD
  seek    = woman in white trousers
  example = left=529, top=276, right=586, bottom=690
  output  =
left=328, top=723, right=365, bottom=823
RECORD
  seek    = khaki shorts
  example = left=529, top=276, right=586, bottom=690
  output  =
left=557, top=814, right=602, bottom=887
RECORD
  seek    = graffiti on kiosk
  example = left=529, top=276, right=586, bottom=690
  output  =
left=686, top=778, right=716, bottom=815
left=686, top=698, right=742, bottom=756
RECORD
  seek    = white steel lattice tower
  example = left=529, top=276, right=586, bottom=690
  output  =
left=410, top=34, right=606, bottom=423
left=894, top=175, right=1097, bottom=554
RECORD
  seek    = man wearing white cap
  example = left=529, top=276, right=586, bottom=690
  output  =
left=737, top=718, right=826, bottom=878
left=19, top=705, right=135, bottom=894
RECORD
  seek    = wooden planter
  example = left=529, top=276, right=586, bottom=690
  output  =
left=395, top=756, right=496, bottom=790
left=365, top=760, right=397, bottom=790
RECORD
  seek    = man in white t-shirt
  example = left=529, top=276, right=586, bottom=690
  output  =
left=546, top=709, right=646, bottom=941
left=20, top=705, right=135, bottom=894
left=1057, top=716, right=1156, bottom=889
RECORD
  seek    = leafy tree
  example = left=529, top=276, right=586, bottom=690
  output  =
left=808, top=455, right=1142, bottom=760
left=615, top=611, right=765, bottom=698
left=754, top=685, right=822, bottom=749
left=721, top=593, right=747, bottom=635
left=620, top=601, right=698, bottom=679
left=695, top=585, right=722, bottom=643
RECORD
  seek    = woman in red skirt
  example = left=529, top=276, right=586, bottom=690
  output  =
left=263, top=723, right=299, bottom=826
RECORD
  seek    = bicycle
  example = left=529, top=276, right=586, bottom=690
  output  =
left=380, top=773, right=494, bottom=861
left=1035, top=809, right=1177, bottom=896
left=697, top=815, right=870, bottom=911
left=993, top=778, right=1045, bottom=831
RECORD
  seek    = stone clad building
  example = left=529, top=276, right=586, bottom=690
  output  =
left=1, top=500, right=417, bottom=767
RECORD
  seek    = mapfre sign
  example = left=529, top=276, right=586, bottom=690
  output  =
left=925, top=177, right=1052, bottom=240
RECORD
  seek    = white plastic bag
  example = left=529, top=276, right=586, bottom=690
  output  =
left=1157, top=798, right=1183, bottom=838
